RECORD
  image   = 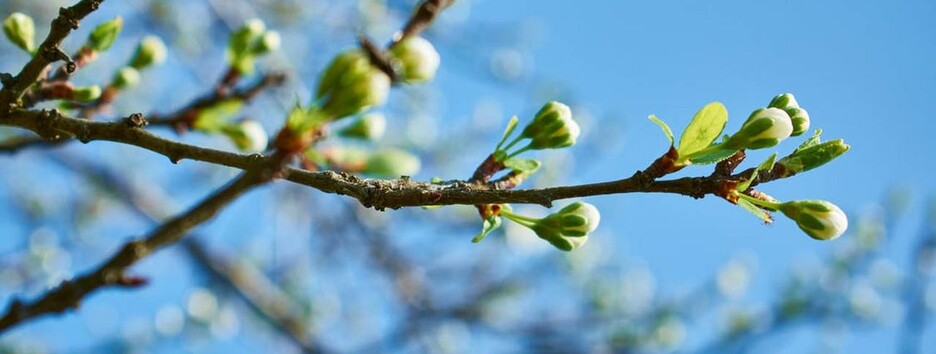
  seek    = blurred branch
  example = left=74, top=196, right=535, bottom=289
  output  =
left=899, top=212, right=936, bottom=354
left=46, top=152, right=328, bottom=353
left=183, top=240, right=325, bottom=353
left=390, top=0, right=454, bottom=48
left=0, top=160, right=278, bottom=333
left=0, top=0, right=104, bottom=114
left=146, top=71, right=287, bottom=133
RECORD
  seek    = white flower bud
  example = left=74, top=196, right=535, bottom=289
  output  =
left=254, top=31, right=280, bottom=55
left=726, top=108, right=793, bottom=150
left=520, top=101, right=580, bottom=150
left=390, top=36, right=440, bottom=83
left=768, top=93, right=799, bottom=111
left=780, top=200, right=848, bottom=241
left=768, top=93, right=809, bottom=137
left=3, top=12, right=35, bottom=53
left=532, top=202, right=600, bottom=251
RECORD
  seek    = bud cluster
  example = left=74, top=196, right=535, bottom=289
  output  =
left=496, top=202, right=602, bottom=251
left=315, top=49, right=392, bottom=119
left=227, top=19, right=281, bottom=75
left=495, top=101, right=581, bottom=161
left=110, top=36, right=167, bottom=90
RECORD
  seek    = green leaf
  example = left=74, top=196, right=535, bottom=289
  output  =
left=792, top=129, right=822, bottom=154
left=757, top=153, right=777, bottom=172
left=737, top=198, right=773, bottom=223
left=677, top=102, right=728, bottom=157
left=737, top=153, right=777, bottom=191
left=194, top=99, right=244, bottom=132
left=495, top=115, right=520, bottom=151
left=472, top=216, right=502, bottom=243
left=503, top=158, right=541, bottom=175
left=648, top=114, right=674, bottom=145
left=687, top=147, right=738, bottom=165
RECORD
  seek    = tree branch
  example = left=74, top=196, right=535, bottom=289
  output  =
left=0, top=109, right=789, bottom=210
left=0, top=163, right=275, bottom=333
left=0, top=0, right=105, bottom=113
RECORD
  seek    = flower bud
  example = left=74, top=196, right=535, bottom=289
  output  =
left=520, top=101, right=580, bottom=150
left=222, top=120, right=268, bottom=152
left=363, top=148, right=421, bottom=177
left=229, top=19, right=265, bottom=57
left=532, top=202, right=600, bottom=251
left=780, top=200, right=848, bottom=241
left=72, top=85, right=102, bottom=102
left=786, top=107, right=810, bottom=137
left=725, top=108, right=793, bottom=150
left=316, top=49, right=391, bottom=118
left=111, top=67, right=141, bottom=89
left=253, top=31, right=280, bottom=55
left=768, top=93, right=798, bottom=111
left=86, top=17, right=123, bottom=52
left=339, top=112, right=386, bottom=141
left=776, top=139, right=850, bottom=177
left=3, top=12, right=35, bottom=53
left=129, top=36, right=167, bottom=70
left=389, top=36, right=440, bottom=83
left=768, top=93, right=809, bottom=137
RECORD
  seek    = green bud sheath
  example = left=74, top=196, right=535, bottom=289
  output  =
left=776, top=139, right=849, bottom=177
left=111, top=67, right=141, bottom=89
left=129, top=36, right=168, bottom=70
left=3, top=12, right=35, bottom=54
left=86, top=17, right=123, bottom=52
left=72, top=85, right=102, bottom=102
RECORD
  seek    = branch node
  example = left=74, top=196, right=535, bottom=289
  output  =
left=0, top=73, right=14, bottom=88
left=125, top=113, right=148, bottom=128
left=57, top=7, right=80, bottom=29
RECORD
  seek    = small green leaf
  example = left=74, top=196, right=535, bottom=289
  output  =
left=687, top=147, right=738, bottom=165
left=194, top=99, right=244, bottom=132
left=677, top=102, right=728, bottom=157
left=757, top=153, right=777, bottom=172
left=648, top=114, right=674, bottom=145
left=737, top=198, right=773, bottom=223
left=495, top=115, right=519, bottom=151
left=472, top=216, right=502, bottom=243
left=503, top=158, right=541, bottom=175
left=792, top=129, right=822, bottom=154
left=737, top=153, right=777, bottom=191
